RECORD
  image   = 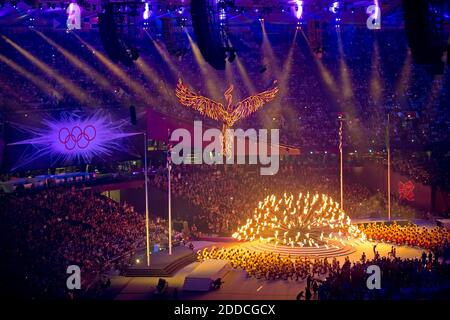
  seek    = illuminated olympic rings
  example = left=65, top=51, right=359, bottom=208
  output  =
left=58, top=125, right=96, bottom=150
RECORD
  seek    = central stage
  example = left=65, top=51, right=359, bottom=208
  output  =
left=240, top=240, right=357, bottom=258
left=124, top=246, right=197, bottom=277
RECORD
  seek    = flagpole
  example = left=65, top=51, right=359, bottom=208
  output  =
left=144, top=132, right=150, bottom=266
left=339, top=119, right=344, bottom=211
left=387, top=114, right=391, bottom=221
left=167, top=131, right=172, bottom=255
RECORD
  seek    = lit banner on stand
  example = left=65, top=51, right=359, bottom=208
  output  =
left=4, top=110, right=141, bottom=172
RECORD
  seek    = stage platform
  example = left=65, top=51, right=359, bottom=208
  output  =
left=183, top=259, right=230, bottom=292
left=199, top=236, right=237, bottom=243
left=241, top=240, right=356, bottom=258
left=352, top=219, right=412, bottom=226
left=436, top=219, right=450, bottom=229
left=106, top=240, right=424, bottom=300
left=351, top=219, right=438, bottom=227
left=124, top=246, right=197, bottom=277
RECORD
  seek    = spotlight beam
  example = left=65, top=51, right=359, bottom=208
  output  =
left=135, top=57, right=176, bottom=103
left=336, top=29, right=353, bottom=100
left=0, top=54, right=62, bottom=100
left=336, top=29, right=363, bottom=144
left=226, top=37, right=256, bottom=95
left=278, top=29, right=298, bottom=100
left=235, top=56, right=257, bottom=94
left=262, top=29, right=298, bottom=130
left=144, top=29, right=181, bottom=79
left=1, top=35, right=93, bottom=105
left=261, top=21, right=280, bottom=78
left=395, top=52, right=412, bottom=109
left=73, top=33, right=158, bottom=106
left=35, top=31, right=113, bottom=93
left=185, top=30, right=222, bottom=101
left=300, top=29, right=339, bottom=96
left=370, top=39, right=384, bottom=105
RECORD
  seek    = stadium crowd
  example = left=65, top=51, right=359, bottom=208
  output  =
left=152, top=163, right=417, bottom=235
left=318, top=254, right=450, bottom=300
left=0, top=20, right=449, bottom=301
left=1, top=27, right=449, bottom=189
left=0, top=187, right=181, bottom=299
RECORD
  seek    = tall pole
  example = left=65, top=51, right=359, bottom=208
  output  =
left=339, top=120, right=344, bottom=211
left=144, top=132, right=150, bottom=266
left=167, top=131, right=172, bottom=255
left=387, top=114, right=391, bottom=221
left=168, top=158, right=172, bottom=255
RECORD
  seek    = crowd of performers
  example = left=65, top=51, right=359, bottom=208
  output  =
left=198, top=247, right=336, bottom=282
left=196, top=247, right=362, bottom=286
left=197, top=222, right=450, bottom=299
left=360, top=223, right=450, bottom=254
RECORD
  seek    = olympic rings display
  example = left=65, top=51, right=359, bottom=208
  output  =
left=58, top=125, right=97, bottom=150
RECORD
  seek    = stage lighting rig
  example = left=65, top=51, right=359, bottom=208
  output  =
left=143, top=2, right=150, bottom=20
left=403, top=0, right=448, bottom=74
left=293, top=0, right=303, bottom=20
left=219, top=0, right=235, bottom=8
left=160, top=16, right=189, bottom=59
left=98, top=1, right=143, bottom=66
left=176, top=17, right=187, bottom=28
left=23, top=0, right=39, bottom=8
left=329, top=1, right=340, bottom=14
left=190, top=0, right=236, bottom=70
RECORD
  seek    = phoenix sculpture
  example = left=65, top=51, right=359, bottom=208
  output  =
left=175, top=79, right=279, bottom=155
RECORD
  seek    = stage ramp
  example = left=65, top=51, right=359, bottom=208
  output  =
left=183, top=259, right=230, bottom=292
left=124, top=246, right=196, bottom=277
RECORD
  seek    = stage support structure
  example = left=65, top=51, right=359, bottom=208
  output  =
left=144, top=132, right=150, bottom=266
left=387, top=114, right=391, bottom=221
left=168, top=155, right=172, bottom=255
left=339, top=119, right=344, bottom=211
left=167, top=132, right=173, bottom=256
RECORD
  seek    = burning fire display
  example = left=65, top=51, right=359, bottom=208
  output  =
left=232, top=192, right=366, bottom=248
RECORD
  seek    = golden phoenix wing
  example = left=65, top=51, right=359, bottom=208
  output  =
left=230, top=81, right=279, bottom=123
left=175, top=80, right=228, bottom=122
